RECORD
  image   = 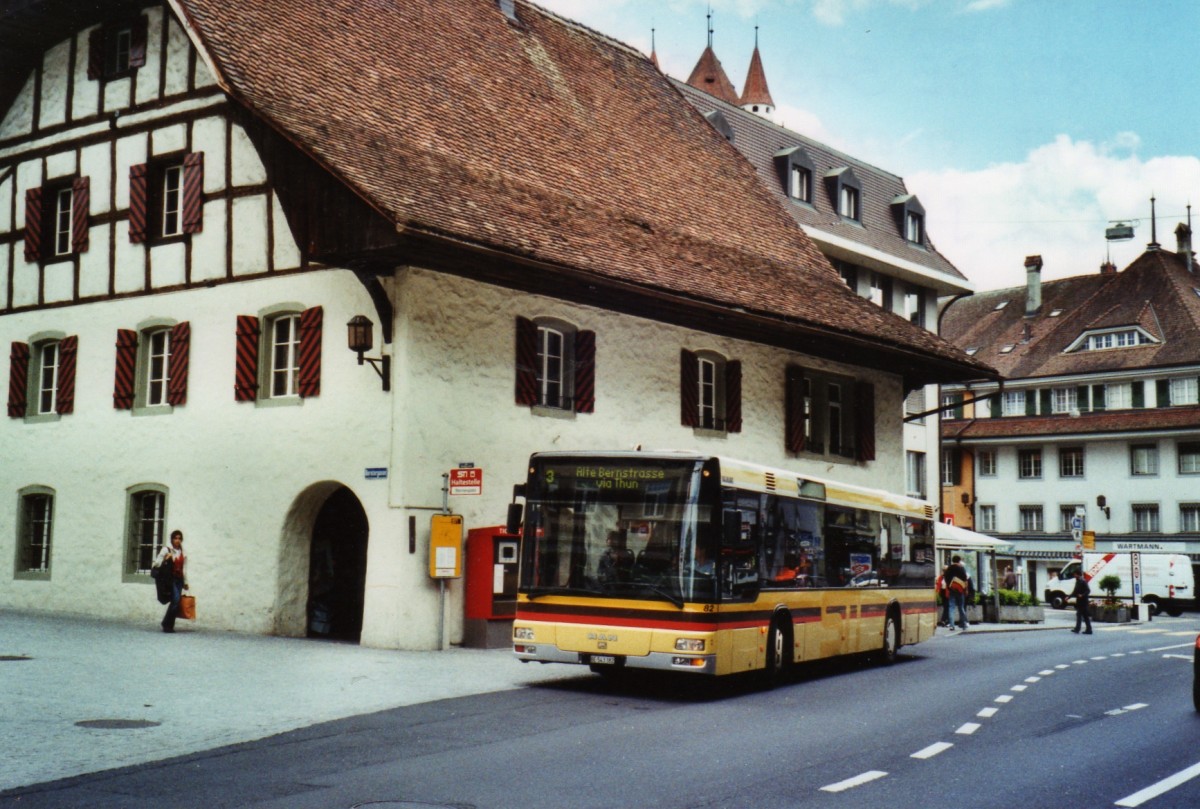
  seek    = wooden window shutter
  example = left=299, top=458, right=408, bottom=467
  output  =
left=1025, top=391, right=1036, bottom=417
left=24, top=187, right=43, bottom=262
left=514, top=316, right=538, bottom=406
left=724, top=360, right=742, bottom=433
left=679, top=349, right=699, bottom=427
left=167, top=322, right=190, bottom=406
left=182, top=152, right=204, bottom=234
left=1092, top=384, right=1106, bottom=412
left=1157, top=379, right=1170, bottom=407
left=7, top=342, right=30, bottom=418
left=129, top=16, right=148, bottom=68
left=573, top=329, right=595, bottom=413
left=297, top=306, right=322, bottom=398
left=55, top=336, right=78, bottom=415
left=113, top=329, right=138, bottom=410
left=855, top=381, right=876, bottom=462
left=1076, top=385, right=1090, bottom=413
left=71, top=176, right=90, bottom=253
left=129, top=164, right=148, bottom=243
left=784, top=366, right=806, bottom=453
left=1132, top=380, right=1145, bottom=409
left=234, top=316, right=260, bottom=402
left=87, top=28, right=104, bottom=80
left=1039, top=388, right=1052, bottom=415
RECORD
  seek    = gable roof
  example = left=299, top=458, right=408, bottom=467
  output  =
left=685, top=45, right=741, bottom=106
left=0, top=0, right=993, bottom=386
left=941, top=248, right=1200, bottom=380
left=676, top=81, right=971, bottom=296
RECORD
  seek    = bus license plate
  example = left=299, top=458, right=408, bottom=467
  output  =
left=591, top=655, right=616, bottom=665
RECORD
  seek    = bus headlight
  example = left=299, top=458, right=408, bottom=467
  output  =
left=514, top=627, right=535, bottom=640
left=675, top=638, right=705, bottom=652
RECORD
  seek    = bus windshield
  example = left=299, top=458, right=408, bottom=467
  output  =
left=520, top=457, right=715, bottom=605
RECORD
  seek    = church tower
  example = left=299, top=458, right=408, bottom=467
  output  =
left=739, top=30, right=774, bottom=117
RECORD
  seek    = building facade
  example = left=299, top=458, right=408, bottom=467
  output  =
left=940, top=235, right=1200, bottom=596
left=2, top=0, right=991, bottom=648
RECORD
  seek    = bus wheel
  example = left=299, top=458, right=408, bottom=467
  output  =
left=877, top=611, right=900, bottom=665
left=763, top=619, right=789, bottom=688
left=1143, top=596, right=1160, bottom=616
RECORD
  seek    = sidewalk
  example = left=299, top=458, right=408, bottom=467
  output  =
left=1, top=606, right=1088, bottom=792
left=0, top=610, right=580, bottom=792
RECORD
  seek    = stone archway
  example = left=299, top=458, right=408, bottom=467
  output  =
left=306, top=486, right=369, bottom=641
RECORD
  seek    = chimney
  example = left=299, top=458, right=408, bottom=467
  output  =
left=1100, top=260, right=1118, bottom=274
left=1176, top=222, right=1194, bottom=260
left=1024, top=255, right=1043, bottom=316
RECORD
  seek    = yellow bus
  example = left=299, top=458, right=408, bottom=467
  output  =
left=510, top=451, right=938, bottom=683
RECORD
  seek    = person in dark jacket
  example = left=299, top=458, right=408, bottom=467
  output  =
left=944, top=555, right=970, bottom=631
left=151, top=530, right=190, bottom=633
left=1070, top=570, right=1093, bottom=634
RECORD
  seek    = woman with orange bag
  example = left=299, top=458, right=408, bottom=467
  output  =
left=151, top=529, right=190, bottom=633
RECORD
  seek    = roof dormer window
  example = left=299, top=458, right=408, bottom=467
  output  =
left=825, top=167, right=862, bottom=224
left=993, top=300, right=1009, bottom=311
left=891, top=194, right=926, bottom=245
left=88, top=17, right=148, bottom=81
left=1065, top=326, right=1157, bottom=353
left=774, top=146, right=814, bottom=204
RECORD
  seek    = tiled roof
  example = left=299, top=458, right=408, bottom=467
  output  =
left=943, top=405, right=1200, bottom=440
left=685, top=45, right=741, bottom=106
left=941, top=249, right=1200, bottom=379
left=676, top=82, right=970, bottom=294
left=739, top=45, right=773, bottom=108
left=158, top=0, right=992, bottom=382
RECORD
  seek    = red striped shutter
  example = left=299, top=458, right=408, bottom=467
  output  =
left=855, top=382, right=876, bottom=462
left=113, top=329, right=138, bottom=410
left=724, top=360, right=742, bottom=432
left=784, top=367, right=806, bottom=453
left=573, top=330, right=595, bottom=413
left=234, top=316, right=260, bottom=402
left=129, top=16, right=148, bottom=68
left=24, top=188, right=43, bottom=262
left=167, top=322, right=190, bottom=406
left=298, top=306, right=322, bottom=398
left=87, top=28, right=104, bottom=80
left=7, top=342, right=30, bottom=418
left=55, top=336, right=78, bottom=415
left=514, top=316, right=538, bottom=406
left=182, top=152, right=204, bottom=234
left=129, top=164, right=148, bottom=243
left=72, top=176, right=90, bottom=253
left=680, top=349, right=698, bottom=427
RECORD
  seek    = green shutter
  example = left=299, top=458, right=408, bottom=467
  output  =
left=1025, top=391, right=1036, bottom=416
left=1092, top=384, right=1106, bottom=412
left=954, top=393, right=964, bottom=420
left=1132, top=381, right=1145, bottom=409
left=1040, top=389, right=1052, bottom=415
left=1157, top=379, right=1170, bottom=407
left=1076, top=386, right=1090, bottom=413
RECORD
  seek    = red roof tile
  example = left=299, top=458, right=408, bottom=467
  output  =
left=685, top=45, right=741, bottom=106
left=739, top=45, right=773, bottom=108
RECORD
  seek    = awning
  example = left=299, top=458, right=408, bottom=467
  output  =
left=934, top=521, right=1015, bottom=552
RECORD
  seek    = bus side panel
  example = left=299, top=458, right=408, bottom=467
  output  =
left=715, top=623, right=764, bottom=675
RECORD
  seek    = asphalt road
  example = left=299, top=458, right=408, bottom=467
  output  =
left=4, top=617, right=1199, bottom=809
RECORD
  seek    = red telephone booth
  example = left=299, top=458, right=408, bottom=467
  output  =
left=464, top=525, right=520, bottom=648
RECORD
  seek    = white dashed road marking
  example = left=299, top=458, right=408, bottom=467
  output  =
left=1011, top=684, right=1028, bottom=692
left=911, top=742, right=953, bottom=760
left=820, top=770, right=887, bottom=793
left=955, top=722, right=981, bottom=735
left=994, top=694, right=1013, bottom=703
left=977, top=707, right=998, bottom=718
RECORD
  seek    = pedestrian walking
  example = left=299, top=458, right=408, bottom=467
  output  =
left=152, top=529, right=190, bottom=633
left=1003, top=566, right=1017, bottom=590
left=945, top=555, right=970, bottom=631
left=936, top=566, right=951, bottom=627
left=1070, top=569, right=1092, bottom=634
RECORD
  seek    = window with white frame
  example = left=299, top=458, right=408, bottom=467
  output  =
left=1018, top=448, right=1042, bottom=479
left=1051, top=387, right=1077, bottom=414
left=1002, top=390, right=1026, bottom=416
left=1179, top=441, right=1200, bottom=475
left=682, top=349, right=741, bottom=434
left=35, top=340, right=60, bottom=415
left=1106, top=382, right=1133, bottom=410
left=906, top=451, right=926, bottom=498
left=1085, top=330, right=1148, bottom=351
left=1180, top=504, right=1200, bottom=532
left=160, top=163, right=184, bottom=237
left=698, top=356, right=719, bottom=429
left=1059, top=446, right=1084, bottom=478
left=270, top=313, right=302, bottom=398
left=1132, top=504, right=1160, bottom=533
left=904, top=286, right=925, bottom=327
left=1170, top=377, right=1199, bottom=406
left=790, top=164, right=812, bottom=203
left=906, top=211, right=924, bottom=243
left=537, top=325, right=567, bottom=409
left=977, top=505, right=996, bottom=532
left=53, top=187, right=73, bottom=256
left=1059, top=506, right=1084, bottom=533
left=144, top=328, right=171, bottom=407
left=977, top=449, right=997, bottom=477
left=838, top=184, right=860, bottom=220
left=17, top=488, right=54, bottom=577
left=1130, top=444, right=1159, bottom=476
left=125, top=487, right=166, bottom=575
left=941, top=450, right=958, bottom=486
left=1019, top=505, right=1044, bottom=532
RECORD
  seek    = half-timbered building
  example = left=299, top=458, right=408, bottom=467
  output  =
left=1, top=0, right=993, bottom=649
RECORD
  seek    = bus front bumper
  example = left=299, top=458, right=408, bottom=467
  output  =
left=513, top=643, right=716, bottom=674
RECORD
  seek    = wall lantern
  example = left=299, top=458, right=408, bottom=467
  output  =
left=1096, top=495, right=1111, bottom=520
left=346, top=315, right=390, bottom=391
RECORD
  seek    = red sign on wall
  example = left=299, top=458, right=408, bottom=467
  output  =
left=449, top=467, right=483, bottom=495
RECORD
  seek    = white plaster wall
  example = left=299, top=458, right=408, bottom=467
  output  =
left=0, top=173, right=11, bottom=232
left=134, top=7, right=165, bottom=106
left=231, top=196, right=269, bottom=276
left=103, top=77, right=132, bottom=114
left=0, top=249, right=10, bottom=309
left=45, top=150, right=77, bottom=179
left=230, top=125, right=267, bottom=187
left=38, top=41, right=72, bottom=129
left=194, top=116, right=226, bottom=193
left=164, top=17, right=192, bottom=98
left=80, top=143, right=111, bottom=215
left=0, top=270, right=396, bottom=635
left=79, top=226, right=110, bottom=298
left=191, top=201, right=227, bottom=283
left=71, top=30, right=100, bottom=120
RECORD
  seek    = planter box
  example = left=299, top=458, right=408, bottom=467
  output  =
left=967, top=605, right=983, bottom=624
left=996, top=604, right=1045, bottom=624
left=1093, top=605, right=1130, bottom=623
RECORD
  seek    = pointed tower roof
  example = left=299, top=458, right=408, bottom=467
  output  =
left=686, top=45, right=740, bottom=106
left=739, top=42, right=774, bottom=111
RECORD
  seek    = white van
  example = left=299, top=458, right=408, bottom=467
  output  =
left=1044, top=552, right=1193, bottom=616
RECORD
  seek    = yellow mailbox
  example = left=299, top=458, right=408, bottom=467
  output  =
left=430, top=514, right=464, bottom=578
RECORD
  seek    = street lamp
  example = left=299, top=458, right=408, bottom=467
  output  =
left=346, top=315, right=390, bottom=391
left=1096, top=495, right=1111, bottom=520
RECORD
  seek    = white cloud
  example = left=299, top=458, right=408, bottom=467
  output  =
left=907, top=135, right=1200, bottom=291
left=963, top=0, right=1010, bottom=11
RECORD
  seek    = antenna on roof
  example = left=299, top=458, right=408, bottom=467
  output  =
left=707, top=5, right=713, bottom=49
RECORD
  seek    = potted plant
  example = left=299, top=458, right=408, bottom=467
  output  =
left=995, top=588, right=1044, bottom=623
left=1093, top=574, right=1130, bottom=622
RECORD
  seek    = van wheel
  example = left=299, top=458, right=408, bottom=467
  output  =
left=877, top=611, right=900, bottom=666
left=1143, top=596, right=1160, bottom=616
left=1167, top=605, right=1184, bottom=618
left=1050, top=593, right=1067, bottom=610
left=762, top=619, right=789, bottom=688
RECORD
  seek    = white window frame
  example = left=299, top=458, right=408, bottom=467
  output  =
left=17, top=488, right=54, bottom=577
left=36, top=340, right=60, bottom=415
left=977, top=449, right=997, bottom=477
left=1180, top=504, right=1200, bottom=532
left=790, top=164, right=811, bottom=202
left=1059, top=505, right=1084, bottom=533
left=977, top=504, right=996, bottom=532
left=1051, top=387, right=1077, bottom=414
left=1002, top=390, right=1026, bottom=416
left=1132, top=504, right=1160, bottom=533
left=1019, top=505, right=1044, bottom=533
left=697, top=356, right=718, bottom=430
left=838, top=184, right=860, bottom=220
left=1130, top=443, right=1159, bottom=476
left=270, top=313, right=301, bottom=399
left=1106, top=382, right=1132, bottom=410
left=906, top=451, right=926, bottom=498
left=537, top=325, right=565, bottom=409
left=906, top=211, right=923, bottom=243
left=1059, top=446, right=1084, bottom=478
left=1170, top=377, right=1199, bottom=406
left=144, top=328, right=171, bottom=407
left=54, top=187, right=73, bottom=256
left=162, top=164, right=184, bottom=237
left=125, top=486, right=167, bottom=576
left=1018, top=448, right=1042, bottom=479
left=1179, top=441, right=1200, bottom=475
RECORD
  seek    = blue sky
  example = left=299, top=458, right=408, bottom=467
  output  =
left=536, top=0, right=1200, bottom=290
